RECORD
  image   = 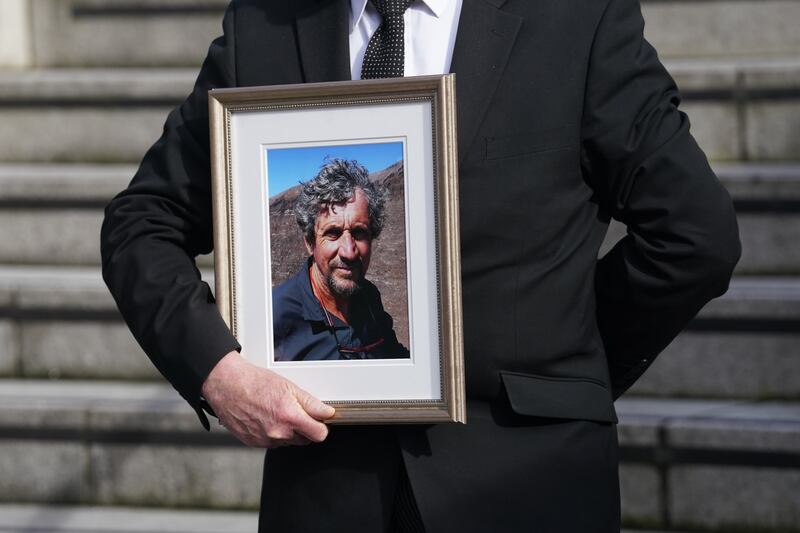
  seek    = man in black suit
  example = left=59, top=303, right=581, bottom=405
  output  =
left=101, top=0, right=741, bottom=531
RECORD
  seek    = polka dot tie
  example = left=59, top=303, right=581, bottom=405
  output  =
left=361, top=0, right=414, bottom=79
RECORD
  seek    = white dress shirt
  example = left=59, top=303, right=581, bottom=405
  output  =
left=349, top=0, right=463, bottom=80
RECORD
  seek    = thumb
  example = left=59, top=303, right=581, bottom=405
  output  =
left=295, top=388, right=336, bottom=420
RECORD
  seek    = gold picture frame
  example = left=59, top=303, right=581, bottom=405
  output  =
left=209, top=75, right=464, bottom=424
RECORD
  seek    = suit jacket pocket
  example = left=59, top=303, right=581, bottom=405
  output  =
left=500, top=371, right=618, bottom=423
left=486, top=128, right=574, bottom=160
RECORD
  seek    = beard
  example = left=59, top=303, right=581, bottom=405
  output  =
left=325, top=258, right=365, bottom=297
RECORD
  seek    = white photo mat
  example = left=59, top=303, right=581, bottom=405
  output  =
left=231, top=101, right=439, bottom=402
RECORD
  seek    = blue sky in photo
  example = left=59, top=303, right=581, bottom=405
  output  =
left=266, top=141, right=404, bottom=197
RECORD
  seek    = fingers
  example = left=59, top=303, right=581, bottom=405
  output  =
left=295, top=387, right=336, bottom=420
left=290, top=388, right=335, bottom=442
left=292, top=415, right=330, bottom=443
left=260, top=409, right=318, bottom=447
left=204, top=360, right=335, bottom=449
left=281, top=404, right=327, bottom=444
left=230, top=416, right=314, bottom=448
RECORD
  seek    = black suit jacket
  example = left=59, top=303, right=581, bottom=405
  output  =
left=101, top=0, right=740, bottom=529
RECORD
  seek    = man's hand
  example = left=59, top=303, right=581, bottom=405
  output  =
left=201, top=351, right=336, bottom=448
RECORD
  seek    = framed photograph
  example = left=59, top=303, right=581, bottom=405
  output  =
left=208, top=75, right=464, bottom=424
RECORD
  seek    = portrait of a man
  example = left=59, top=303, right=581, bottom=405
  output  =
left=270, top=156, right=410, bottom=362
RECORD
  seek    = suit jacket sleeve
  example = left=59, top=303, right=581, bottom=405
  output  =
left=100, top=5, right=240, bottom=420
left=581, top=0, right=742, bottom=398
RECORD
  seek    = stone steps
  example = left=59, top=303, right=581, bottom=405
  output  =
left=1, top=0, right=228, bottom=69
left=0, top=163, right=128, bottom=266
left=0, top=163, right=134, bottom=203
left=0, top=505, right=258, bottom=533
left=629, top=277, right=800, bottom=399
left=0, top=56, right=799, bottom=162
left=0, top=265, right=796, bottom=396
left=0, top=380, right=796, bottom=531
left=616, top=397, right=800, bottom=531
left=0, top=162, right=214, bottom=267
left=717, top=162, right=800, bottom=275
left=0, top=380, right=263, bottom=510
left=0, top=69, right=194, bottom=163
left=667, top=56, right=800, bottom=161
left=2, top=0, right=798, bottom=69
left=0, top=163, right=137, bottom=267
left=0, top=265, right=209, bottom=381
left=641, top=0, right=800, bottom=59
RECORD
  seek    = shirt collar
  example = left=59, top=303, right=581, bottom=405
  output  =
left=350, top=0, right=450, bottom=31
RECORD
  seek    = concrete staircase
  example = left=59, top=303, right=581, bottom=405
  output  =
left=0, top=0, right=798, bottom=532
left=0, top=506, right=258, bottom=533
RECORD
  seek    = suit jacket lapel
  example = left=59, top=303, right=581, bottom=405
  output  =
left=450, top=0, right=521, bottom=161
left=295, top=0, right=352, bottom=82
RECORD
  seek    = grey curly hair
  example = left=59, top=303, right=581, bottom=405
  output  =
left=295, top=158, right=387, bottom=243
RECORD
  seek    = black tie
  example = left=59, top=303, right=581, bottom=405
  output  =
left=361, top=0, right=414, bottom=79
